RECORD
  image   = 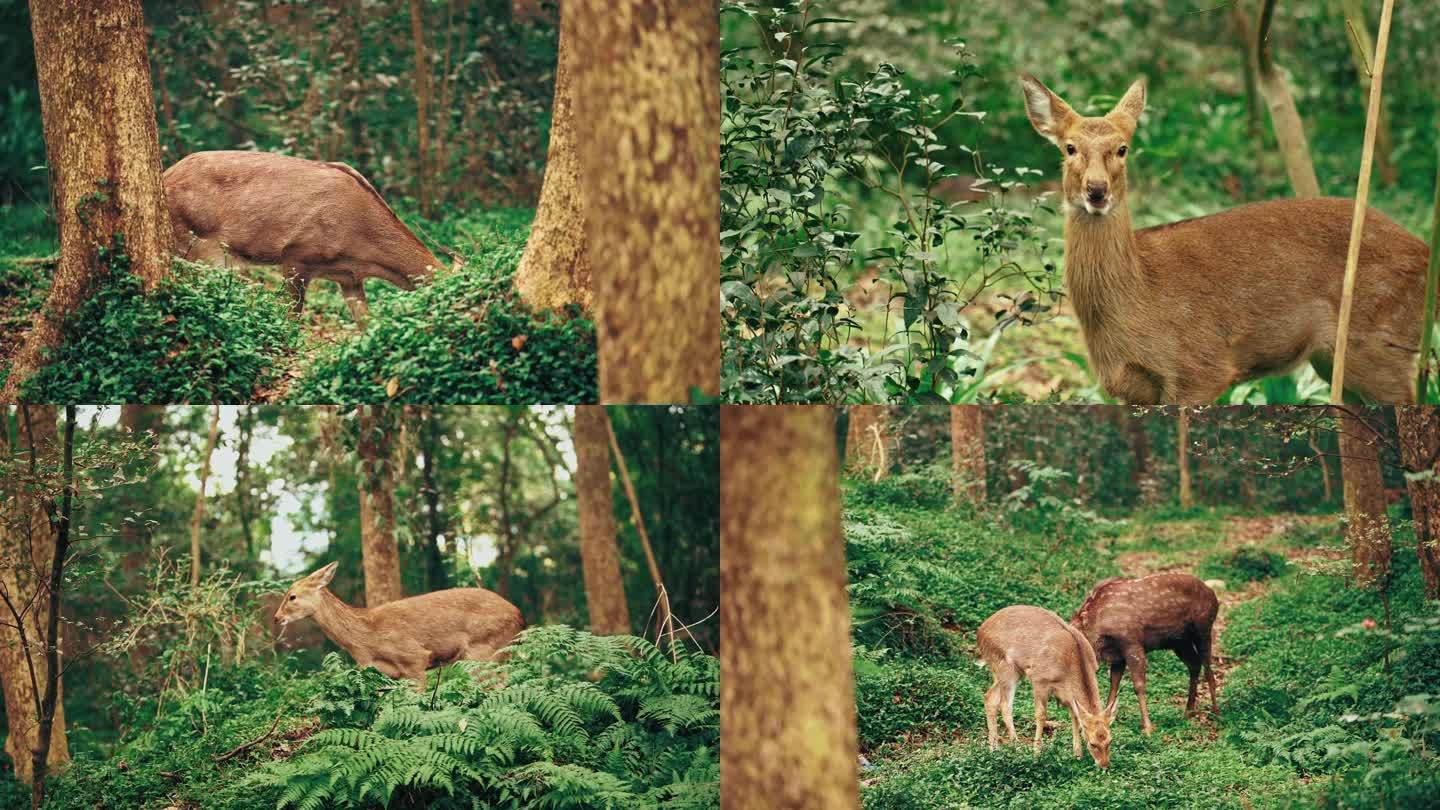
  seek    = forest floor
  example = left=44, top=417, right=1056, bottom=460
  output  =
left=846, top=492, right=1432, bottom=808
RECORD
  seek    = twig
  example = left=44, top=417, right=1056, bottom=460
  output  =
left=214, top=709, right=285, bottom=764
left=1345, top=19, right=1372, bottom=77
left=1330, top=0, right=1396, bottom=403
left=603, top=411, right=677, bottom=661
left=1418, top=140, right=1440, bottom=398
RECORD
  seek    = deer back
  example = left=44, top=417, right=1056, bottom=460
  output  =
left=1071, top=573, right=1218, bottom=658
left=367, top=587, right=524, bottom=653
left=977, top=605, right=1103, bottom=711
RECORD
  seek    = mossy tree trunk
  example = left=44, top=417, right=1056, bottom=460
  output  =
left=1338, top=406, right=1392, bottom=589
left=720, top=406, right=859, bottom=809
left=357, top=405, right=403, bottom=606
left=2, top=0, right=172, bottom=402
left=513, top=7, right=592, bottom=312
left=950, top=406, right=986, bottom=505
left=1396, top=406, right=1440, bottom=599
left=574, top=406, right=630, bottom=634
left=570, top=0, right=720, bottom=402
left=188, top=405, right=220, bottom=587
left=409, top=0, right=433, bottom=216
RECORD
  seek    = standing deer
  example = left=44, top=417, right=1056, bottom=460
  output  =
left=1070, top=572, right=1219, bottom=735
left=164, top=151, right=444, bottom=326
left=1019, top=74, right=1431, bottom=404
left=272, top=562, right=524, bottom=687
left=976, top=605, right=1115, bottom=767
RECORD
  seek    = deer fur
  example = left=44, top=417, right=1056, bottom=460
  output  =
left=273, top=562, right=523, bottom=687
left=1070, top=572, right=1219, bottom=735
left=975, top=605, right=1115, bottom=767
left=1020, top=74, right=1431, bottom=404
left=163, top=151, right=443, bottom=326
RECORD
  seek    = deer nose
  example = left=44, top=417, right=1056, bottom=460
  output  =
left=1086, top=182, right=1108, bottom=203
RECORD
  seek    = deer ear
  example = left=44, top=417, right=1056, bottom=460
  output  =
left=1019, top=73, right=1075, bottom=147
left=1107, top=78, right=1146, bottom=136
left=312, top=561, right=338, bottom=587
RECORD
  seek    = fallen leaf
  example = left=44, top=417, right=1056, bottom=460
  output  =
left=385, top=378, right=400, bottom=398
left=511, top=334, right=528, bottom=351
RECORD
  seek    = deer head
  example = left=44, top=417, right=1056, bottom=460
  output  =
left=1077, top=703, right=1117, bottom=767
left=1019, top=74, right=1146, bottom=218
left=274, top=561, right=338, bottom=627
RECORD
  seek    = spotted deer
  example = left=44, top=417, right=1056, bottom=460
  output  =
left=1019, top=74, right=1431, bottom=404
left=164, top=151, right=445, bottom=326
left=1070, top=572, right=1219, bottom=735
left=272, top=562, right=524, bottom=687
left=976, top=605, right=1115, bottom=767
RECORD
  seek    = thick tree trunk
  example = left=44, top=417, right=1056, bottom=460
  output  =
left=1338, top=407, right=1392, bottom=589
left=1252, top=0, right=1321, bottom=198
left=0, top=406, right=69, bottom=786
left=189, top=405, right=220, bottom=588
left=720, top=406, right=859, bottom=809
left=950, top=406, right=986, bottom=505
left=514, top=8, right=592, bottom=312
left=845, top=405, right=888, bottom=480
left=1178, top=408, right=1193, bottom=509
left=3, top=0, right=173, bottom=401
left=1396, top=406, right=1440, bottom=599
left=357, top=406, right=403, bottom=606
left=574, top=406, right=630, bottom=634
left=570, top=0, right=720, bottom=401
left=409, top=0, right=432, bottom=217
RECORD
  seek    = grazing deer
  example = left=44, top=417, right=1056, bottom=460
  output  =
left=976, top=605, right=1115, bottom=767
left=1070, top=572, right=1219, bottom=735
left=164, top=151, right=444, bottom=326
left=1019, top=74, right=1431, bottom=404
left=272, top=562, right=524, bottom=687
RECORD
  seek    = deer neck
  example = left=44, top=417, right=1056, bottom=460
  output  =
left=1063, top=201, right=1146, bottom=340
left=311, top=589, right=376, bottom=658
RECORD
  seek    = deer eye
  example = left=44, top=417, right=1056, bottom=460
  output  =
left=288, top=594, right=296, bottom=601
left=1117, top=145, right=1128, bottom=157
left=1065, top=143, right=1077, bottom=156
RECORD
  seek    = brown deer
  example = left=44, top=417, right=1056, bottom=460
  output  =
left=164, top=151, right=445, bottom=326
left=1070, top=572, right=1219, bottom=735
left=976, top=605, right=1115, bottom=767
left=1019, top=75, right=1431, bottom=404
left=272, top=562, right=524, bottom=687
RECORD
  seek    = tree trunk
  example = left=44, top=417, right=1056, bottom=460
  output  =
left=720, top=406, right=859, bottom=809
left=1229, top=0, right=1264, bottom=177
left=189, top=405, right=220, bottom=588
left=1338, top=406, right=1392, bottom=589
left=1252, top=0, right=1321, bottom=198
left=513, top=7, right=592, bottom=312
left=235, top=405, right=256, bottom=561
left=1178, top=408, right=1193, bottom=508
left=570, top=0, right=720, bottom=401
left=357, top=405, right=403, bottom=606
left=420, top=409, right=448, bottom=592
left=1125, top=408, right=1155, bottom=503
left=1340, top=0, right=1397, bottom=187
left=2, top=0, right=173, bottom=401
left=1395, top=406, right=1440, bottom=599
left=845, top=405, right=888, bottom=480
left=409, top=0, right=432, bottom=217
left=950, top=406, right=986, bottom=505
left=0, top=406, right=70, bottom=787
left=119, top=405, right=163, bottom=572
left=574, top=406, right=630, bottom=634
left=1310, top=429, right=1334, bottom=502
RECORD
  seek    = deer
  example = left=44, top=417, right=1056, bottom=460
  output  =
left=975, top=605, right=1115, bottom=767
left=1070, top=572, right=1219, bottom=735
left=163, top=151, right=445, bottom=327
left=1019, top=74, right=1432, bottom=404
left=272, top=562, right=524, bottom=687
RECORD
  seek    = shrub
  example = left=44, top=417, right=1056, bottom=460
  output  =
left=845, top=466, right=954, bottom=511
left=21, top=254, right=299, bottom=402
left=853, top=648, right=981, bottom=750
left=289, top=221, right=597, bottom=404
left=1199, top=547, right=1288, bottom=584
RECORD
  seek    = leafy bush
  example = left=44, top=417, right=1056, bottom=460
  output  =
left=20, top=254, right=299, bottom=402
left=1200, top=547, right=1289, bottom=584
left=853, top=647, right=981, bottom=750
left=244, top=627, right=717, bottom=809
left=289, top=218, right=597, bottom=404
left=845, top=466, right=953, bottom=511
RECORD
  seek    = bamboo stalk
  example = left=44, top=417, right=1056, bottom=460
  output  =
left=1331, top=0, right=1395, bottom=404
left=1418, top=144, right=1440, bottom=399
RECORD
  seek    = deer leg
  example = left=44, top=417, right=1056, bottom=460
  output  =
left=1069, top=700, right=1082, bottom=759
left=339, top=277, right=370, bottom=327
left=1180, top=646, right=1202, bottom=716
left=1032, top=687, right=1050, bottom=756
left=1125, top=647, right=1153, bottom=735
left=1002, top=677, right=1018, bottom=743
left=1197, top=631, right=1220, bottom=718
left=1106, top=660, right=1126, bottom=714
left=984, top=679, right=1002, bottom=751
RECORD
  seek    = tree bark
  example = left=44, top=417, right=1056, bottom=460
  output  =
left=0, top=406, right=69, bottom=786
left=950, top=406, right=986, bottom=505
left=574, top=406, right=630, bottom=634
left=420, top=409, right=448, bottom=592
left=119, top=405, right=162, bottom=572
left=570, top=0, right=720, bottom=402
left=409, top=0, right=433, bottom=217
left=189, top=405, right=220, bottom=588
left=30, top=406, right=75, bottom=810
left=1396, top=406, right=1440, bottom=599
left=357, top=405, right=403, bottom=606
left=720, top=406, right=859, bottom=809
left=1178, top=408, right=1193, bottom=509
left=844, top=405, right=888, bottom=480
left=1252, top=0, right=1321, bottom=198
left=3, top=0, right=173, bottom=401
left=1124, top=408, right=1155, bottom=503
left=513, top=7, right=592, bottom=312
left=1338, top=406, right=1392, bottom=589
